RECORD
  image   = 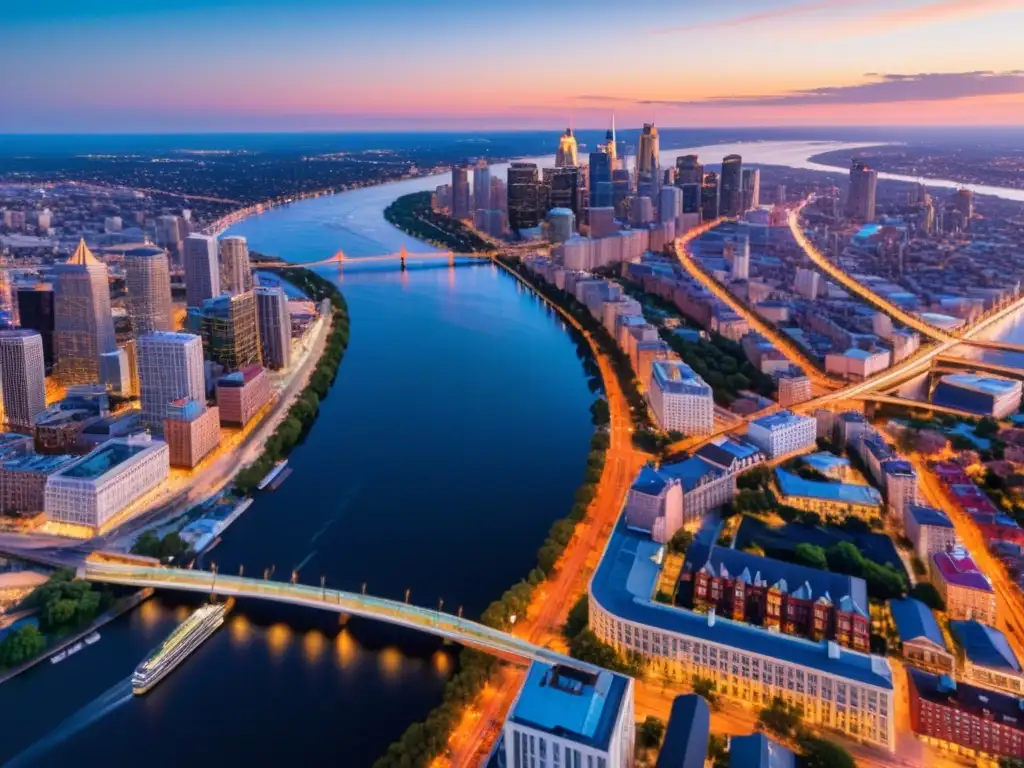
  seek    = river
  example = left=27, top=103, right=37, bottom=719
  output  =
left=3, top=138, right=1023, bottom=766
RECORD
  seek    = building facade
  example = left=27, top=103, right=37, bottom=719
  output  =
left=183, top=233, right=221, bottom=308
left=648, top=360, right=714, bottom=436
left=218, top=236, right=252, bottom=295
left=137, top=332, right=206, bottom=430
left=198, top=292, right=261, bottom=371
left=16, top=284, right=55, bottom=371
left=889, top=597, right=955, bottom=675
left=0, top=454, right=77, bottom=515
left=846, top=160, right=878, bottom=222
left=0, top=330, right=46, bottom=429
left=164, top=399, right=221, bottom=468
left=216, top=365, right=272, bottom=426
left=124, top=245, right=173, bottom=335
left=746, top=411, right=816, bottom=458
left=53, top=240, right=117, bottom=385
left=932, top=551, right=997, bottom=625
left=904, top=504, right=959, bottom=561
left=254, top=286, right=291, bottom=370
left=719, top=155, right=743, bottom=217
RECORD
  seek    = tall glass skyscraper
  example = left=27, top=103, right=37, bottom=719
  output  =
left=183, top=234, right=220, bottom=309
left=53, top=240, right=117, bottom=385
left=507, top=162, right=541, bottom=232
left=17, top=284, right=54, bottom=372
left=125, top=245, right=173, bottom=336
left=719, top=155, right=743, bottom=217
left=589, top=151, right=613, bottom=209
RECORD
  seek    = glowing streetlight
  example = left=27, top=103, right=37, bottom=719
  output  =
left=405, top=588, right=411, bottom=604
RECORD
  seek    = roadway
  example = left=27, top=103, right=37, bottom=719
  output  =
left=788, top=203, right=954, bottom=343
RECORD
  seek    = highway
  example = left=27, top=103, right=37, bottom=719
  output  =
left=787, top=203, right=955, bottom=343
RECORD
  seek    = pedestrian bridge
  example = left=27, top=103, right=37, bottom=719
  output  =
left=81, top=558, right=593, bottom=671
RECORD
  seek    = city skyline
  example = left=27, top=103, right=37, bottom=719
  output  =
left=1, top=0, right=1022, bottom=132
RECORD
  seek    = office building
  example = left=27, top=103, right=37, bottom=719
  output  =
left=216, top=365, right=272, bottom=426
left=547, top=209, right=575, bottom=244
left=0, top=453, right=77, bottom=517
left=124, top=245, right=173, bottom=335
left=908, top=669, right=1024, bottom=759
left=776, top=368, right=812, bottom=407
left=719, top=155, right=743, bottom=217
left=904, top=504, right=959, bottom=561
left=648, top=360, right=714, bottom=436
left=747, top=410, right=816, bottom=458
left=949, top=620, right=1024, bottom=696
left=472, top=161, right=491, bottom=212
left=700, top=173, right=719, bottom=220
left=44, top=436, right=170, bottom=530
left=544, top=166, right=581, bottom=217
left=589, top=151, right=613, bottom=209
left=53, top=240, right=117, bottom=385
left=183, top=234, right=221, bottom=308
left=774, top=468, right=883, bottom=519
left=164, top=398, right=221, bottom=468
left=590, top=523, right=896, bottom=750
left=890, top=598, right=955, bottom=675
left=255, top=287, right=291, bottom=370
left=507, top=162, right=541, bottom=231
left=0, top=330, right=46, bottom=430
left=612, top=169, right=632, bottom=218
left=198, top=292, right=261, bottom=372
left=933, top=374, right=1022, bottom=418
left=637, top=123, right=660, bottom=190
left=100, top=348, right=131, bottom=394
left=503, top=661, right=635, bottom=768
left=154, top=215, right=183, bottom=251
left=555, top=128, right=578, bottom=167
left=219, top=236, right=253, bottom=295
left=932, top=551, right=996, bottom=625
left=656, top=695, right=709, bottom=768
left=846, top=160, right=878, bottom=222
left=137, top=332, right=205, bottom=430
left=742, top=167, right=761, bottom=211
left=451, top=164, right=471, bottom=220
left=16, top=284, right=55, bottom=371
left=674, top=155, right=703, bottom=186
left=679, top=183, right=701, bottom=218
left=659, top=186, right=682, bottom=226
left=32, top=386, right=109, bottom=454
left=121, top=339, right=139, bottom=395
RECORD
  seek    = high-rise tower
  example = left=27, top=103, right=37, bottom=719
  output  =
left=555, top=128, right=578, bottom=168
left=53, top=240, right=117, bottom=385
left=255, top=286, right=291, bottom=370
left=125, top=245, right=173, bottom=335
left=507, top=163, right=542, bottom=232
left=0, top=329, right=46, bottom=429
left=846, top=159, right=878, bottom=222
left=719, top=155, right=744, bottom=217
left=183, top=234, right=220, bottom=308
left=137, top=331, right=206, bottom=430
left=637, top=123, right=660, bottom=189
left=219, top=236, right=253, bottom=295
left=451, top=164, right=472, bottom=220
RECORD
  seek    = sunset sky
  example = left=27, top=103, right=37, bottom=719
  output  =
left=2, top=0, right=1022, bottom=132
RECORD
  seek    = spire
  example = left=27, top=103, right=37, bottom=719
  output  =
left=69, top=238, right=102, bottom=267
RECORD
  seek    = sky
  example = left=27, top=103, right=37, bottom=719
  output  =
left=1, top=0, right=1022, bottom=132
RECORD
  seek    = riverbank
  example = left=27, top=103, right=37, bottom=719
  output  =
left=0, top=588, right=152, bottom=686
left=383, top=192, right=492, bottom=253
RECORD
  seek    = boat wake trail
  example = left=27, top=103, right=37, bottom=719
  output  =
left=6, top=678, right=133, bottom=766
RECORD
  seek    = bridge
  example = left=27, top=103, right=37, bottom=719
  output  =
left=844, top=392, right=982, bottom=419
left=258, top=244, right=494, bottom=269
left=81, top=558, right=596, bottom=671
left=956, top=339, right=1024, bottom=355
left=933, top=354, right=1024, bottom=380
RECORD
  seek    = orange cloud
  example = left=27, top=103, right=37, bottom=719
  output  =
left=855, top=0, right=1021, bottom=31
left=657, top=0, right=851, bottom=34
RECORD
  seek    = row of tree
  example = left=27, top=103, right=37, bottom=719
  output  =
left=131, top=530, right=191, bottom=563
left=383, top=192, right=492, bottom=253
left=233, top=269, right=351, bottom=495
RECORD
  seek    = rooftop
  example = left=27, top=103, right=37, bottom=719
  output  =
left=949, top=620, right=1021, bottom=673
left=509, top=662, right=628, bottom=750
left=932, top=551, right=992, bottom=592
left=660, top=457, right=725, bottom=493
left=889, top=598, right=946, bottom=651
left=775, top=469, right=882, bottom=508
left=217, top=365, right=265, bottom=387
left=55, top=439, right=154, bottom=481
left=0, top=453, right=77, bottom=475
left=590, top=522, right=893, bottom=689
left=907, top=504, right=954, bottom=529
left=651, top=361, right=711, bottom=396
left=750, top=410, right=810, bottom=432
left=881, top=459, right=915, bottom=478
left=801, top=452, right=850, bottom=474
left=939, top=374, right=1022, bottom=397
left=909, top=668, right=1024, bottom=728
left=656, top=695, right=709, bottom=768
left=728, top=733, right=795, bottom=768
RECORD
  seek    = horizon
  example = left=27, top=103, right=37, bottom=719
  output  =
left=2, top=0, right=1021, bottom=132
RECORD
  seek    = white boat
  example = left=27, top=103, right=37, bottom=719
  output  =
left=257, top=460, right=289, bottom=491
left=50, top=650, right=68, bottom=664
left=84, top=632, right=101, bottom=646
left=66, top=641, right=84, bottom=657
left=132, top=604, right=226, bottom=695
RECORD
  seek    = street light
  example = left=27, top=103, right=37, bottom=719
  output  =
left=405, top=588, right=411, bottom=604
left=238, top=565, right=244, bottom=578
left=361, top=581, right=367, bottom=595
left=291, top=569, right=298, bottom=585
left=211, top=562, right=218, bottom=593
left=320, top=574, right=326, bottom=600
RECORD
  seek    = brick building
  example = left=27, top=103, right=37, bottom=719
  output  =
left=216, top=365, right=272, bottom=427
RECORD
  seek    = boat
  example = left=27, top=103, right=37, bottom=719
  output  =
left=132, top=604, right=226, bottom=695
left=268, top=467, right=293, bottom=491
left=257, top=460, right=289, bottom=491
left=84, top=632, right=101, bottom=646
left=50, top=650, right=68, bottom=664
left=65, top=641, right=84, bottom=657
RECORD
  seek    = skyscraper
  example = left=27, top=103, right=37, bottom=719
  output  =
left=605, top=114, right=619, bottom=168
left=53, top=240, right=117, bottom=385
left=719, top=155, right=743, bottom=217
left=543, top=166, right=580, bottom=217
left=675, top=155, right=703, bottom=186
left=255, top=286, right=291, bottom=370
left=137, top=331, right=206, bottom=430
left=198, top=292, right=261, bottom=372
left=0, top=330, right=46, bottom=429
left=183, top=234, right=220, bottom=308
left=124, top=245, right=173, bottom=336
left=742, top=168, right=761, bottom=211
left=219, top=236, right=253, bottom=295
left=701, top=173, right=720, bottom=220
left=846, top=159, right=878, bottom=221
left=612, top=169, right=632, bottom=219
left=637, top=123, right=660, bottom=199
left=659, top=186, right=682, bottom=225
left=16, top=283, right=54, bottom=372
left=589, top=151, right=613, bottom=209
left=681, top=183, right=701, bottom=215
left=472, top=161, right=492, bottom=212
left=451, top=164, right=471, bottom=220
left=507, top=162, right=541, bottom=232
left=555, top=128, right=578, bottom=167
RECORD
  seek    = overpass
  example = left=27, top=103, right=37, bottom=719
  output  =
left=954, top=339, right=1024, bottom=356
left=933, top=354, right=1024, bottom=380
left=844, top=393, right=982, bottom=419
left=81, top=559, right=597, bottom=671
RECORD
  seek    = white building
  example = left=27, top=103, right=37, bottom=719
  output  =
left=794, top=268, right=820, bottom=300
left=183, top=234, right=221, bottom=308
left=881, top=460, right=919, bottom=521
left=219, top=236, right=253, bottom=295
left=659, top=186, right=682, bottom=225
left=648, top=360, right=714, bottom=436
left=44, top=437, right=170, bottom=530
left=547, top=208, right=575, bottom=243
left=904, top=504, right=959, bottom=561
left=825, top=348, right=891, bottom=381
left=503, top=661, right=635, bottom=768
left=137, top=332, right=206, bottom=429
left=777, top=368, right=812, bottom=408
left=746, top=410, right=817, bottom=458
left=0, top=330, right=46, bottom=429
left=255, top=286, right=292, bottom=370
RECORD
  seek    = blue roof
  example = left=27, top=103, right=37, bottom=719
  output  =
left=656, top=695, right=709, bottom=768
left=844, top=347, right=877, bottom=361
left=652, top=361, right=712, bottom=396
left=509, top=662, right=628, bottom=750
left=631, top=464, right=668, bottom=496
left=660, top=457, right=723, bottom=492
left=775, top=469, right=882, bottom=507
left=590, top=522, right=894, bottom=690
left=881, top=459, right=915, bottom=477
left=801, top=452, right=850, bottom=474
left=906, top=504, right=954, bottom=529
left=949, top=621, right=1021, bottom=673
left=941, top=374, right=1021, bottom=397
left=889, top=598, right=947, bottom=650
left=728, top=734, right=795, bottom=768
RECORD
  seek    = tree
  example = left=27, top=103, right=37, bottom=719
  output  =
left=798, top=735, right=855, bottom=768
left=692, top=675, right=719, bottom=709
left=0, top=624, right=45, bottom=668
left=668, top=529, right=694, bottom=555
left=563, top=595, right=589, bottom=640
left=793, top=543, right=828, bottom=571
left=758, top=696, right=803, bottom=739
left=707, top=734, right=729, bottom=768
left=910, top=582, right=946, bottom=611
left=976, top=417, right=1000, bottom=439
left=637, top=716, right=665, bottom=749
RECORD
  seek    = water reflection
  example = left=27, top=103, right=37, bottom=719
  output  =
left=334, top=629, right=358, bottom=669
left=302, top=630, right=327, bottom=663
left=229, top=614, right=252, bottom=646
left=266, top=623, right=293, bottom=659
left=378, top=647, right=403, bottom=679
left=432, top=650, right=451, bottom=677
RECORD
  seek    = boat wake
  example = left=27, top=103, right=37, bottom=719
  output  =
left=6, top=678, right=133, bottom=766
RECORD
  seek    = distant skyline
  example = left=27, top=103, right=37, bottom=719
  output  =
left=2, top=0, right=1022, bottom=132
